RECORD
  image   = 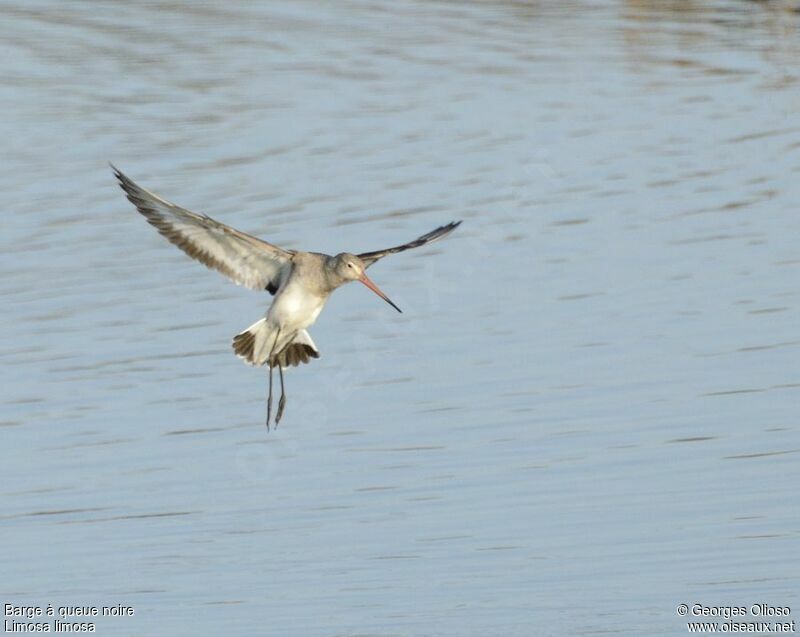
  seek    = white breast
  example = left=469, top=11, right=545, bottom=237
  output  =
left=268, top=282, right=326, bottom=332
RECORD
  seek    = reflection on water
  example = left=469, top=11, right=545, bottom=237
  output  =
left=1, top=1, right=799, bottom=635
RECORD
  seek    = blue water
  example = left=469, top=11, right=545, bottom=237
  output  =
left=1, top=1, right=799, bottom=635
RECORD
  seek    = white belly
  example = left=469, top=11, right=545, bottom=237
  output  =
left=267, top=283, right=326, bottom=332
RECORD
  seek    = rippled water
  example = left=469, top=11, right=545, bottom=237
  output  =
left=2, top=1, right=799, bottom=635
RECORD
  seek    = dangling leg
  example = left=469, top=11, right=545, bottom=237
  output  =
left=276, top=364, right=287, bottom=426
left=265, top=328, right=282, bottom=429
left=266, top=364, right=273, bottom=431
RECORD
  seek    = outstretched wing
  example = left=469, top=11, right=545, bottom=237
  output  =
left=112, top=165, right=294, bottom=294
left=357, top=221, right=462, bottom=268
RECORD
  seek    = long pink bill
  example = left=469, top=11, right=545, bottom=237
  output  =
left=359, top=273, right=402, bottom=313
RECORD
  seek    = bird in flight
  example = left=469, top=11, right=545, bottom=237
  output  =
left=112, top=165, right=461, bottom=428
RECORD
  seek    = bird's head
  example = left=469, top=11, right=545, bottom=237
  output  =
left=333, top=252, right=367, bottom=281
left=331, top=253, right=402, bottom=313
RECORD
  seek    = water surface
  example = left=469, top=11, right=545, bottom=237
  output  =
left=1, top=1, right=799, bottom=635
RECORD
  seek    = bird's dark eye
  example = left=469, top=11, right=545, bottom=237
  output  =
left=347, top=263, right=353, bottom=268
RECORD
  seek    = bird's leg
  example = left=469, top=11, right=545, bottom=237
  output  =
left=276, top=363, right=287, bottom=426
left=265, top=328, right=282, bottom=429
left=266, top=364, right=273, bottom=430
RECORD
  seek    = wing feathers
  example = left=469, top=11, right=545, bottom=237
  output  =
left=358, top=220, right=461, bottom=267
left=112, top=165, right=293, bottom=292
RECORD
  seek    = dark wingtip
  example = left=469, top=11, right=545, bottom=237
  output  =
left=441, top=220, right=462, bottom=235
left=109, top=162, right=127, bottom=189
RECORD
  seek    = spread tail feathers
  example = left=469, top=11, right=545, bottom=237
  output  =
left=232, top=319, right=320, bottom=368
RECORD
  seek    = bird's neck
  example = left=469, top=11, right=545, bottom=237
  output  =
left=320, top=255, right=347, bottom=293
